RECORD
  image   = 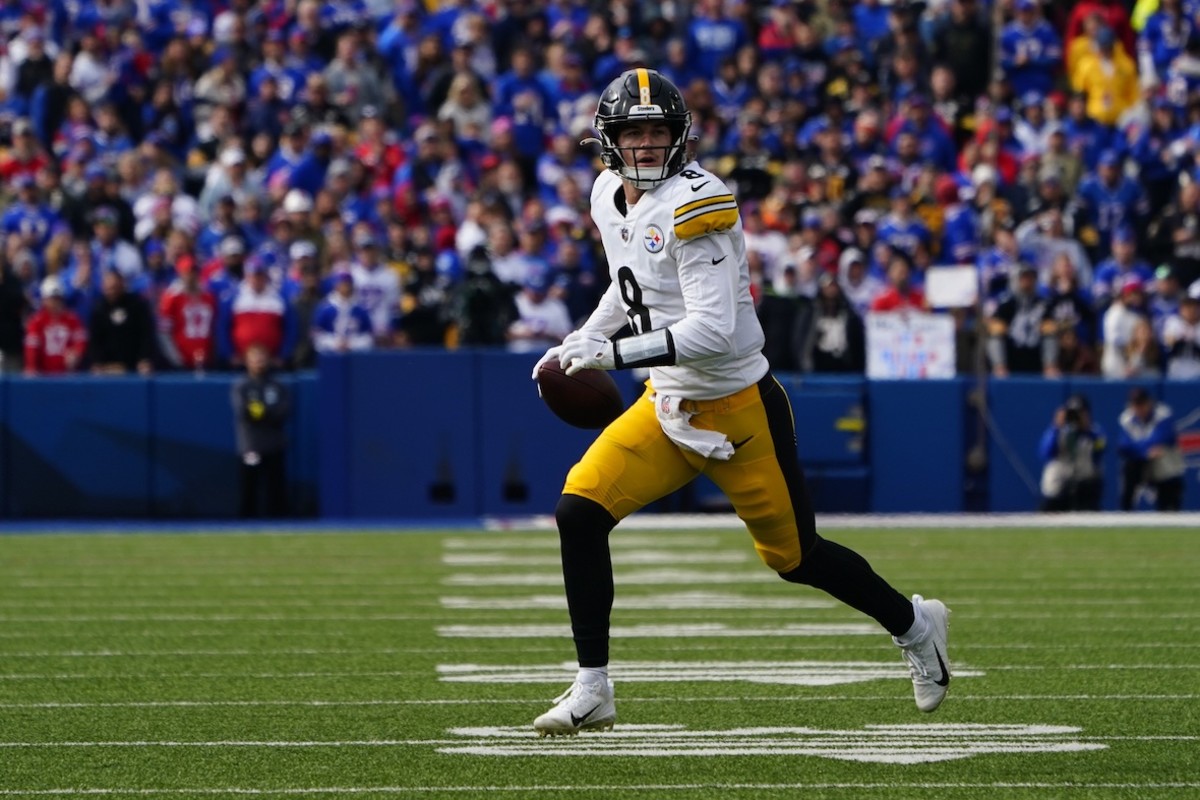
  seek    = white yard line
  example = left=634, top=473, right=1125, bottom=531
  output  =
left=0, top=736, right=1195, bottom=748
left=0, top=694, right=1197, bottom=710
left=485, top=511, right=1200, bottom=530
left=2, top=783, right=1200, bottom=796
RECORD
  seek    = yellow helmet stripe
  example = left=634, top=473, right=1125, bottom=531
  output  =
left=636, top=68, right=652, bottom=106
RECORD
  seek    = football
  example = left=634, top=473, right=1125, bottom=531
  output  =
left=536, top=359, right=626, bottom=429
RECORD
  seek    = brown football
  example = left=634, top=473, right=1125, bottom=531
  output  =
left=536, top=359, right=626, bottom=429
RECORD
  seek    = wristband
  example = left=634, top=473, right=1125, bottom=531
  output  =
left=614, top=328, right=676, bottom=369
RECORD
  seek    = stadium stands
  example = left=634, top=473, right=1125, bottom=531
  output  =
left=0, top=0, right=1197, bottom=383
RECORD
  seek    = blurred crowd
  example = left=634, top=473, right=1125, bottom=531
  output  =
left=3, top=0, right=1200, bottom=381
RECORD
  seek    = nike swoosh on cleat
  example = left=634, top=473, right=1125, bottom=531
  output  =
left=690, top=181, right=710, bottom=192
left=570, top=705, right=600, bottom=727
left=933, top=645, right=950, bottom=687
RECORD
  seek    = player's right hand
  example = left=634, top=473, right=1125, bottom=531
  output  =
left=531, top=345, right=564, bottom=380
left=530, top=332, right=581, bottom=380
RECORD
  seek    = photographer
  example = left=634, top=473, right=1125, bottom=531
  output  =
left=1117, top=388, right=1185, bottom=511
left=1039, top=395, right=1106, bottom=511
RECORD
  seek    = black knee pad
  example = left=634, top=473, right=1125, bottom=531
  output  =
left=555, top=494, right=617, bottom=538
left=779, top=534, right=827, bottom=585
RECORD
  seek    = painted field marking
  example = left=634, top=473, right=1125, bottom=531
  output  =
left=442, top=569, right=770, bottom=587
left=436, top=623, right=880, bottom=639
left=1, top=694, right=1196, bottom=710
left=484, top=511, right=1200, bottom=530
left=0, top=599, right=399, bottom=610
left=4, top=784, right=1200, bottom=797
left=444, top=534, right=721, bottom=550
left=437, top=660, right=986, bottom=686
left=442, top=551, right=750, bottom=567
left=440, top=722, right=1106, bottom=764
left=439, top=592, right=833, bottom=611
left=0, top=614, right=440, bottom=623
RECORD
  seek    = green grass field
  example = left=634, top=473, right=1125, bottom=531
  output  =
left=1, top=523, right=1198, bottom=799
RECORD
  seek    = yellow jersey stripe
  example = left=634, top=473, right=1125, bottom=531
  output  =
left=674, top=207, right=740, bottom=240
left=674, top=193, right=736, bottom=218
left=636, top=68, right=651, bottom=105
left=675, top=199, right=739, bottom=225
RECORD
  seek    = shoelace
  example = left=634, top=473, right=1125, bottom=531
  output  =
left=550, top=683, right=579, bottom=704
left=902, top=644, right=933, bottom=681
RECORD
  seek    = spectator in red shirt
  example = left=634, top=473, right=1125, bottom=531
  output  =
left=24, top=275, right=86, bottom=375
left=217, top=260, right=295, bottom=367
left=0, top=118, right=48, bottom=184
left=158, top=255, right=217, bottom=370
left=870, top=255, right=928, bottom=312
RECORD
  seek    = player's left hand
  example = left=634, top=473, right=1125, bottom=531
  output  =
left=559, top=331, right=615, bottom=375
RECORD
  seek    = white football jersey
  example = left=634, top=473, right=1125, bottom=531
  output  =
left=582, top=161, right=768, bottom=399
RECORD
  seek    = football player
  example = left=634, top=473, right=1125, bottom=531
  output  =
left=530, top=69, right=953, bottom=736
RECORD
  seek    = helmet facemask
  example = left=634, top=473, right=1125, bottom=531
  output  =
left=596, top=116, right=691, bottom=190
left=592, top=69, right=693, bottom=190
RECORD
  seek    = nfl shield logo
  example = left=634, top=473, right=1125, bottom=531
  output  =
left=620, top=227, right=631, bottom=243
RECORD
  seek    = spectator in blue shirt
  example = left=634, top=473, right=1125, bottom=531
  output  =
left=686, top=0, right=749, bottom=79
left=1131, top=97, right=1186, bottom=214
left=311, top=269, right=374, bottom=354
left=1118, top=388, right=1186, bottom=511
left=1062, top=91, right=1113, bottom=171
left=1000, top=0, right=1063, bottom=97
left=878, top=188, right=932, bottom=260
left=1076, top=150, right=1150, bottom=259
left=493, top=46, right=558, bottom=168
left=1138, top=0, right=1195, bottom=88
left=891, top=95, right=957, bottom=173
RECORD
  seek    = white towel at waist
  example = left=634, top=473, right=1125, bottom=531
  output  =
left=652, top=393, right=734, bottom=461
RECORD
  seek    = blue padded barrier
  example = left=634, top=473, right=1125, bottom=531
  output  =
left=474, top=351, right=618, bottom=517
left=344, top=350, right=478, bottom=518
left=1066, top=377, right=1161, bottom=510
left=6, top=377, right=152, bottom=517
left=1159, top=381, right=1200, bottom=510
left=288, top=373, right=320, bottom=517
left=777, top=374, right=868, bottom=513
left=150, top=375, right=239, bottom=518
left=985, top=377, right=1070, bottom=511
left=869, top=379, right=966, bottom=512
left=317, top=353, right=352, bottom=518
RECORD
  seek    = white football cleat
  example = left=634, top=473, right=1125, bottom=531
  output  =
left=895, top=595, right=951, bottom=713
left=533, top=680, right=616, bottom=737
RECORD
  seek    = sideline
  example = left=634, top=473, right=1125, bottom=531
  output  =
left=3, top=511, right=1200, bottom=535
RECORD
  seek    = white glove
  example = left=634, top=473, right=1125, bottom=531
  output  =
left=531, top=345, right=564, bottom=380
left=530, top=331, right=582, bottom=380
left=559, top=331, right=615, bottom=375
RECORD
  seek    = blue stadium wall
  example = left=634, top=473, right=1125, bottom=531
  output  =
left=1, top=351, right=1198, bottom=519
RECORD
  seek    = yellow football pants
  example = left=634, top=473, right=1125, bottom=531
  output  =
left=563, top=374, right=816, bottom=573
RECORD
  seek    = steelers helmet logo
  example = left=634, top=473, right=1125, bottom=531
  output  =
left=644, top=224, right=665, bottom=253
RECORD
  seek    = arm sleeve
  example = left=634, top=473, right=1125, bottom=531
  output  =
left=1038, top=427, right=1060, bottom=462
left=666, top=232, right=741, bottom=362
left=576, top=280, right=628, bottom=338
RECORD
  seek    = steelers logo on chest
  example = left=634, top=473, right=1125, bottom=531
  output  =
left=643, top=224, right=665, bottom=253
